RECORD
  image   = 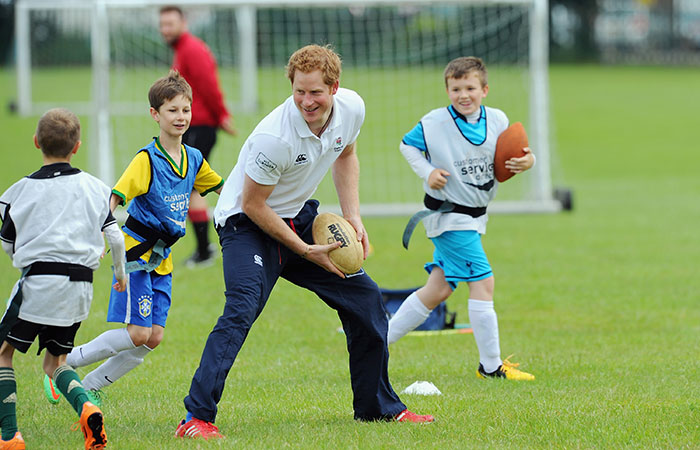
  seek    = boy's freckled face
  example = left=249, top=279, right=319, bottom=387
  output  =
left=446, top=73, right=488, bottom=117
left=153, top=94, right=192, bottom=137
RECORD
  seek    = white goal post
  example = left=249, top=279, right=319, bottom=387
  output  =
left=15, top=0, right=560, bottom=215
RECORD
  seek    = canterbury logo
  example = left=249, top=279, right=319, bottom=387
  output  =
left=294, top=154, right=308, bottom=165
left=66, top=379, right=82, bottom=394
left=3, top=393, right=17, bottom=404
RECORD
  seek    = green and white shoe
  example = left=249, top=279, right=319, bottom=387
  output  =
left=86, top=388, right=106, bottom=407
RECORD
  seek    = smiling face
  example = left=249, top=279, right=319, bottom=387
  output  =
left=446, top=72, right=489, bottom=117
left=292, top=70, right=338, bottom=135
left=150, top=94, right=191, bottom=138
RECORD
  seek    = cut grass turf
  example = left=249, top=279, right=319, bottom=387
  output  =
left=0, top=65, right=699, bottom=448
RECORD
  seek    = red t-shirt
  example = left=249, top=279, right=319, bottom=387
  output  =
left=172, top=32, right=230, bottom=128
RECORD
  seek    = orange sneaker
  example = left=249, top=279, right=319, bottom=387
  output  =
left=394, top=409, right=435, bottom=423
left=175, top=418, right=225, bottom=440
left=0, top=431, right=25, bottom=450
left=78, top=402, right=107, bottom=449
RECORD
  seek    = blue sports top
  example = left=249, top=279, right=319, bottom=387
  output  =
left=402, top=105, right=488, bottom=153
left=124, top=138, right=203, bottom=239
left=112, top=138, right=223, bottom=274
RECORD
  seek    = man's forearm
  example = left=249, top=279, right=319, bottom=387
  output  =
left=332, top=148, right=361, bottom=218
left=244, top=202, right=309, bottom=256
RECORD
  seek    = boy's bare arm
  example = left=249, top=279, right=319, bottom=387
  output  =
left=110, top=193, right=123, bottom=212
left=504, top=147, right=535, bottom=174
left=427, top=169, right=450, bottom=190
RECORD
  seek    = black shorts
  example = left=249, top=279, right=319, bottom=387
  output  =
left=183, top=125, right=217, bottom=161
left=5, top=319, right=81, bottom=356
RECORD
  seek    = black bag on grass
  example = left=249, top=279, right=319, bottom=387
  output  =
left=380, top=287, right=456, bottom=331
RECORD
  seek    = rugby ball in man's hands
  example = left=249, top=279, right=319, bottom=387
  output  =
left=312, top=213, right=363, bottom=274
left=494, top=122, right=528, bottom=182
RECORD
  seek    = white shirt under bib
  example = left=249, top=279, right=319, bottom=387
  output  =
left=404, top=105, right=509, bottom=238
left=215, top=88, right=365, bottom=224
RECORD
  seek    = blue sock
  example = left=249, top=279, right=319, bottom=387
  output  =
left=186, top=411, right=193, bottom=422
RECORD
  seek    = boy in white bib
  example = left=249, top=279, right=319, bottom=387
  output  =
left=389, top=57, right=536, bottom=381
left=0, top=108, right=126, bottom=449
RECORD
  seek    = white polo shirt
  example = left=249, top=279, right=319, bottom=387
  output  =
left=214, top=88, right=365, bottom=224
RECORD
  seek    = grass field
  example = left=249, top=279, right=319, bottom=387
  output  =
left=1, top=65, right=699, bottom=449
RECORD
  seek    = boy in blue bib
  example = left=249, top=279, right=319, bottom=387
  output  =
left=61, top=71, right=224, bottom=397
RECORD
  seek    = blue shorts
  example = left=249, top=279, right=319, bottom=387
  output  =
left=107, top=271, right=172, bottom=328
left=425, top=230, right=493, bottom=290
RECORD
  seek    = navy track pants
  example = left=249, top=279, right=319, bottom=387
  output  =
left=184, top=200, right=405, bottom=422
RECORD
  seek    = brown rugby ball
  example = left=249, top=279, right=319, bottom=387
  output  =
left=312, top=212, right=364, bottom=274
left=494, top=122, right=528, bottom=183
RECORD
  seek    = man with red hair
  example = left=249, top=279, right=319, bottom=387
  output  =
left=176, top=44, right=435, bottom=441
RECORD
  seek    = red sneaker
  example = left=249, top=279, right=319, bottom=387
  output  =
left=175, top=418, right=225, bottom=440
left=394, top=409, right=435, bottom=423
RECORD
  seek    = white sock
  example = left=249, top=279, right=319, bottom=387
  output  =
left=81, top=345, right=152, bottom=390
left=387, top=292, right=432, bottom=344
left=66, top=328, right=135, bottom=368
left=468, top=298, right=501, bottom=373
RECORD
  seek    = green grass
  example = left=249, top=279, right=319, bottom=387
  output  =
left=1, top=65, right=700, bottom=448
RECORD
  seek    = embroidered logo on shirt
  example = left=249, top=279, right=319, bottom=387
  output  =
left=255, top=152, right=278, bottom=173
left=138, top=295, right=152, bottom=318
left=254, top=255, right=263, bottom=267
left=333, top=137, right=344, bottom=152
left=294, top=154, right=308, bottom=165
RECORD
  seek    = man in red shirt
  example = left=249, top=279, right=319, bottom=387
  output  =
left=159, top=6, right=237, bottom=266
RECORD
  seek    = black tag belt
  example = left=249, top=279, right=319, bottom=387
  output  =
left=25, top=261, right=93, bottom=282
left=124, top=215, right=180, bottom=262
left=402, top=194, right=487, bottom=249
left=423, top=194, right=486, bottom=218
